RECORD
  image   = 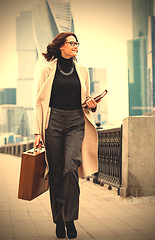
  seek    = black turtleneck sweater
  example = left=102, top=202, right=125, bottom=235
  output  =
left=49, top=55, right=81, bottom=110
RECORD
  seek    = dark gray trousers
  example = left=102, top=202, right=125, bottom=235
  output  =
left=45, top=107, right=85, bottom=223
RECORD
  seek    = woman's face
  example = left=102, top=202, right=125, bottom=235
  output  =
left=59, top=35, right=79, bottom=59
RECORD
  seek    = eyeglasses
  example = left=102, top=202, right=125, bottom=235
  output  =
left=65, top=41, right=80, bottom=47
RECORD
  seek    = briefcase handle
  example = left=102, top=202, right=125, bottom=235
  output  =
left=26, top=145, right=44, bottom=155
left=34, top=145, right=44, bottom=152
left=34, top=139, right=44, bottom=152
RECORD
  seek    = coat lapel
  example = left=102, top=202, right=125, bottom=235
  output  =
left=74, top=62, right=87, bottom=105
left=36, top=59, right=57, bottom=102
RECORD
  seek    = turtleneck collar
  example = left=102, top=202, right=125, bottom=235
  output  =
left=58, top=54, right=73, bottom=67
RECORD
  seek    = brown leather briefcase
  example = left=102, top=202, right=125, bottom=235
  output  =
left=18, top=147, right=49, bottom=201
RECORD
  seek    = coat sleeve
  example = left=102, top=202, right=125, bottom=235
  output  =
left=85, top=68, right=97, bottom=113
left=33, top=67, right=47, bottom=135
left=36, top=67, right=47, bottom=96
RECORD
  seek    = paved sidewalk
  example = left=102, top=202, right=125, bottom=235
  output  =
left=0, top=153, right=155, bottom=240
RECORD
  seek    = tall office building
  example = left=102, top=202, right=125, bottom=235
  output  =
left=0, top=88, right=16, bottom=105
left=16, top=0, right=75, bottom=136
left=132, top=0, right=153, bottom=38
left=32, top=0, right=75, bottom=78
left=89, top=68, right=108, bottom=125
left=128, top=37, right=148, bottom=115
left=16, top=11, right=37, bottom=136
left=128, top=0, right=154, bottom=116
left=0, top=105, right=30, bottom=137
left=32, top=0, right=74, bottom=56
left=147, top=16, right=155, bottom=107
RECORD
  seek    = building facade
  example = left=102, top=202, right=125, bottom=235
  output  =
left=0, top=105, right=30, bottom=138
left=128, top=37, right=150, bottom=115
left=128, top=0, right=154, bottom=116
left=132, top=0, right=153, bottom=38
left=32, top=0, right=74, bottom=56
left=0, top=88, right=16, bottom=105
left=147, top=16, right=155, bottom=107
left=89, top=68, right=108, bottom=125
left=16, top=11, right=37, bottom=136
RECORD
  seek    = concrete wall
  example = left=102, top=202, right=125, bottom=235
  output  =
left=120, top=116, right=155, bottom=197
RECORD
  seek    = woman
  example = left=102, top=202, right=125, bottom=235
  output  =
left=34, top=32, right=98, bottom=239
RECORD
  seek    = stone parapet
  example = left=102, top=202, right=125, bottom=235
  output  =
left=120, top=116, right=155, bottom=197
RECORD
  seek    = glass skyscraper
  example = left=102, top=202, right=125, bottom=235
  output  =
left=0, top=105, right=30, bottom=138
left=128, top=37, right=148, bottom=115
left=0, top=88, right=16, bottom=105
left=16, top=11, right=36, bottom=136
left=32, top=0, right=74, bottom=57
left=147, top=16, right=155, bottom=107
left=89, top=68, right=108, bottom=125
left=128, top=0, right=154, bottom=116
left=132, top=0, right=153, bottom=38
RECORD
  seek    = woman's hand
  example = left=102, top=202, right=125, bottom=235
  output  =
left=86, top=97, right=97, bottom=109
left=34, top=134, right=42, bottom=148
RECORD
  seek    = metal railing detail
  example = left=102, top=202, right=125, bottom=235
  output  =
left=96, top=126, right=122, bottom=192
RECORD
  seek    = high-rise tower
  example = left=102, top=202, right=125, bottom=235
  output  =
left=147, top=16, right=155, bottom=107
left=32, top=0, right=74, bottom=57
left=16, top=11, right=36, bottom=136
left=128, top=0, right=154, bottom=116
left=132, top=0, right=153, bottom=38
left=89, top=68, right=108, bottom=125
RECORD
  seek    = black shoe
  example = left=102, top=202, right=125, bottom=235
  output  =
left=66, top=221, right=77, bottom=239
left=56, top=222, right=66, bottom=239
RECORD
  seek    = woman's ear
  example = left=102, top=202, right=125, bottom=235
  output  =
left=59, top=45, right=63, bottom=51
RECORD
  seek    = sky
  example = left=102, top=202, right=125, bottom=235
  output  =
left=0, top=0, right=137, bottom=125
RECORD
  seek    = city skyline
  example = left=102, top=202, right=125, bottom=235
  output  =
left=1, top=0, right=154, bottom=125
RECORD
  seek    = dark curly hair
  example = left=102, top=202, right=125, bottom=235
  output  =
left=42, top=32, right=78, bottom=62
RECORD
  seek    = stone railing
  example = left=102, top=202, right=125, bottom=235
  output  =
left=0, top=141, right=34, bottom=157
left=93, top=126, right=122, bottom=195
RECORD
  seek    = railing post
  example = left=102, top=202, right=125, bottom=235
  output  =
left=120, top=116, right=155, bottom=197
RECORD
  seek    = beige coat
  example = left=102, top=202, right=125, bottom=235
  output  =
left=34, top=59, right=98, bottom=178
